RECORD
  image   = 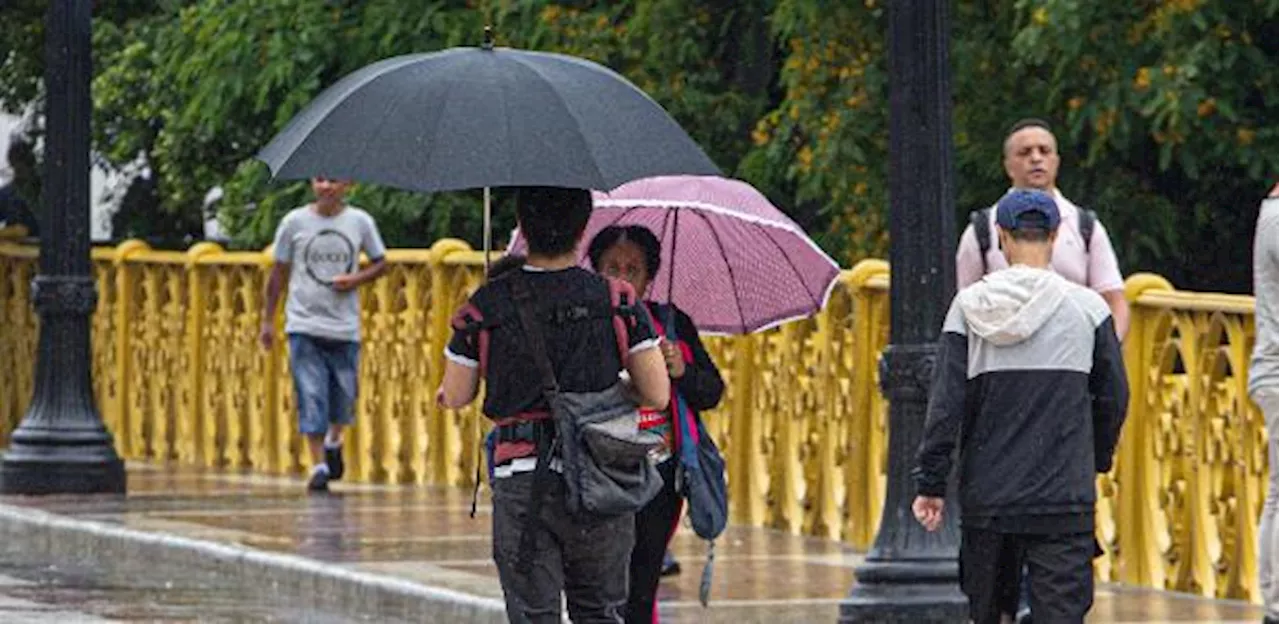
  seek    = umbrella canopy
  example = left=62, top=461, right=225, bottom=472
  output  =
left=508, top=175, right=841, bottom=335
left=257, top=45, right=720, bottom=193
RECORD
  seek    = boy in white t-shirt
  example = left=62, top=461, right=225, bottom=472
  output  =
left=260, top=177, right=387, bottom=492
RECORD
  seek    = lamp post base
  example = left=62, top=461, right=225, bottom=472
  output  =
left=839, top=560, right=967, bottom=623
left=0, top=457, right=126, bottom=495
left=0, top=431, right=126, bottom=495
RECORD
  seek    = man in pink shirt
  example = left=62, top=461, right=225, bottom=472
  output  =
left=956, top=119, right=1130, bottom=339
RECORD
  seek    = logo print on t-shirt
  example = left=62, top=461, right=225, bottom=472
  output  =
left=303, top=229, right=356, bottom=287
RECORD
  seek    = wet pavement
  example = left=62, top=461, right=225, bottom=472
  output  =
left=0, top=553, right=364, bottom=622
left=0, top=462, right=1264, bottom=623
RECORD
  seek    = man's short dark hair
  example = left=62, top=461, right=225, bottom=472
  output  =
left=515, top=186, right=593, bottom=257
left=1003, top=118, right=1055, bottom=157
left=1006, top=117, right=1053, bottom=139
left=1006, top=225, right=1054, bottom=243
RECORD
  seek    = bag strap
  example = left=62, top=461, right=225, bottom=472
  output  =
left=1078, top=207, right=1096, bottom=285
left=969, top=208, right=991, bottom=275
left=450, top=303, right=493, bottom=377
left=1079, top=208, right=1096, bottom=254
left=605, top=276, right=638, bottom=365
left=507, top=273, right=561, bottom=575
left=510, top=274, right=559, bottom=401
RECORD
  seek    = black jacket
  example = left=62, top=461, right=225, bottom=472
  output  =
left=912, top=268, right=1129, bottom=532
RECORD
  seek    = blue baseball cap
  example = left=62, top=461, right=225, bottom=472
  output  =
left=995, top=189, right=1060, bottom=231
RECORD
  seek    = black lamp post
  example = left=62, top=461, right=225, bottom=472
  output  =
left=0, top=0, right=127, bottom=494
left=839, top=0, right=964, bottom=620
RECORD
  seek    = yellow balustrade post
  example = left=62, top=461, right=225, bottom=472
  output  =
left=350, top=251, right=376, bottom=482
left=1118, top=274, right=1174, bottom=588
left=1237, top=314, right=1265, bottom=602
left=1187, top=311, right=1213, bottom=597
left=0, top=243, right=13, bottom=434
left=844, top=260, right=889, bottom=549
left=362, top=256, right=399, bottom=483
left=261, top=244, right=292, bottom=474
left=205, top=260, right=231, bottom=468
left=0, top=240, right=38, bottom=442
left=426, top=238, right=473, bottom=485
left=728, top=334, right=765, bottom=526
left=400, top=264, right=429, bottom=484
left=180, top=243, right=222, bottom=465
left=1205, top=311, right=1257, bottom=599
left=112, top=240, right=149, bottom=459
left=808, top=300, right=843, bottom=540
left=766, top=323, right=804, bottom=533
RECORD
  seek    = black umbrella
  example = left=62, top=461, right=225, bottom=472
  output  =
left=257, top=31, right=720, bottom=266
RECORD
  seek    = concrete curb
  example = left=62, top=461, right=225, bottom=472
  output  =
left=0, top=503, right=507, bottom=623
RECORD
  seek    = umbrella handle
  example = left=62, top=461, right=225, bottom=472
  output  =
left=483, top=186, right=492, bottom=277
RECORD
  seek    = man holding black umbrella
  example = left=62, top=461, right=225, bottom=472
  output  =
left=439, top=187, right=671, bottom=623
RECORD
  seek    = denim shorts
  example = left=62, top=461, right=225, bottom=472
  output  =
left=287, top=333, right=360, bottom=435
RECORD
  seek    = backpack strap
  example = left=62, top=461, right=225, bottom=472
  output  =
left=605, top=276, right=641, bottom=366
left=1078, top=208, right=1096, bottom=254
left=1078, top=207, right=1097, bottom=286
left=449, top=303, right=493, bottom=377
left=506, top=273, right=561, bottom=576
left=969, top=208, right=992, bottom=275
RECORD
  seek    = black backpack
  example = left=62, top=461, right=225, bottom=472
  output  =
left=969, top=205, right=1096, bottom=274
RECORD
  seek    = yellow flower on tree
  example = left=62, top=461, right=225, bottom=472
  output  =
left=1196, top=99, right=1216, bottom=118
left=1134, top=67, right=1152, bottom=90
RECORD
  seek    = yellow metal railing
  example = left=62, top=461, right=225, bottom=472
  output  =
left=0, top=235, right=1265, bottom=602
left=1104, top=274, right=1264, bottom=600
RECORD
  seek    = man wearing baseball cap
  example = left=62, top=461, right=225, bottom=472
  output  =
left=911, top=189, right=1130, bottom=623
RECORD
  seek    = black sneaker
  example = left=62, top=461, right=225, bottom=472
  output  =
left=325, top=444, right=344, bottom=481
left=307, top=467, right=330, bottom=492
left=660, top=558, right=681, bottom=577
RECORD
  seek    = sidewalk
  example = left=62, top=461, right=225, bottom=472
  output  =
left=0, top=462, right=1262, bottom=623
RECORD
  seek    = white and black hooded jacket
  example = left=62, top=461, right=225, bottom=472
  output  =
left=912, top=266, right=1129, bottom=533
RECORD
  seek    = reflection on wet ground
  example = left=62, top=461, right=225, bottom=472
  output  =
left=0, top=554, right=367, bottom=622
left=0, top=463, right=1263, bottom=623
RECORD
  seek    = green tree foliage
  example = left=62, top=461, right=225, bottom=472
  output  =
left=0, top=0, right=1275, bottom=290
left=1012, top=0, right=1278, bottom=290
left=753, top=0, right=1277, bottom=291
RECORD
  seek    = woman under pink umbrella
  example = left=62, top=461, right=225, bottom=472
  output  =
left=588, top=224, right=725, bottom=624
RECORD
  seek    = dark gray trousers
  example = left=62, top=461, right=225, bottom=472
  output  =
left=960, top=527, right=1095, bottom=624
left=492, top=472, right=635, bottom=624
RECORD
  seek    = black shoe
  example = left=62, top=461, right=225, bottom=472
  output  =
left=660, top=559, right=681, bottom=577
left=307, top=467, right=330, bottom=492
left=325, top=445, right=344, bottom=481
